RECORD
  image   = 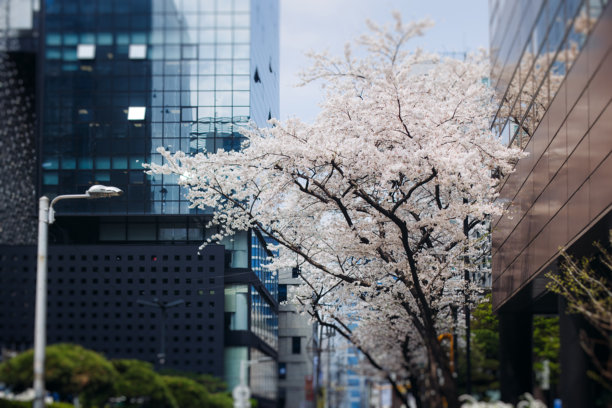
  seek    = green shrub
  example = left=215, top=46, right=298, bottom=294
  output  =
left=112, top=360, right=177, bottom=408
left=0, top=344, right=117, bottom=407
left=0, top=401, right=73, bottom=408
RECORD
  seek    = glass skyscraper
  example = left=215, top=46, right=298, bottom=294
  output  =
left=489, top=0, right=611, bottom=405
left=0, top=0, right=279, bottom=404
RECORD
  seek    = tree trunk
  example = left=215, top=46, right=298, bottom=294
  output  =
left=424, top=333, right=459, bottom=408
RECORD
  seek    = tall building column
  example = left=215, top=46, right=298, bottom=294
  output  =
left=558, top=297, right=596, bottom=408
left=499, top=310, right=532, bottom=404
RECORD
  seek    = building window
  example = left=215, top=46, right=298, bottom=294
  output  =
left=129, top=44, right=147, bottom=59
left=291, top=267, right=299, bottom=278
left=292, top=336, right=301, bottom=354
left=76, top=44, right=95, bottom=60
left=127, top=106, right=146, bottom=120
left=278, top=362, right=286, bottom=379
left=278, top=284, right=287, bottom=302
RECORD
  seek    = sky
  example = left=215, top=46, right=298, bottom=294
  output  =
left=279, top=0, right=490, bottom=122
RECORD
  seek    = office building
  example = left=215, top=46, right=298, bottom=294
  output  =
left=277, top=267, right=316, bottom=408
left=0, top=0, right=279, bottom=405
left=489, top=0, right=611, bottom=405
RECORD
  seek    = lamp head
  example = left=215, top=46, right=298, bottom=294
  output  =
left=86, top=185, right=123, bottom=198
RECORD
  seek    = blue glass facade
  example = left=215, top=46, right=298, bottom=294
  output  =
left=250, top=235, right=279, bottom=348
left=251, top=235, right=279, bottom=297
left=40, top=0, right=279, bottom=215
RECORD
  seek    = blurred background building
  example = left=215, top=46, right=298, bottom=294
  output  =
left=323, top=335, right=368, bottom=408
left=489, top=0, right=611, bottom=406
left=277, top=267, right=316, bottom=408
left=0, top=0, right=280, bottom=405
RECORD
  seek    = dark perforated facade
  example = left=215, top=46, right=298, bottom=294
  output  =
left=0, top=244, right=225, bottom=376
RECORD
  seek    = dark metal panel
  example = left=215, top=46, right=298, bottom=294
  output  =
left=567, top=133, right=590, bottom=196
left=566, top=44, right=590, bottom=111
left=587, top=50, right=612, bottom=126
left=532, top=150, right=549, bottom=204
left=547, top=122, right=567, bottom=181
left=567, top=179, right=590, bottom=242
left=589, top=154, right=612, bottom=221
left=587, top=1, right=612, bottom=82
left=566, top=91, right=589, bottom=155
left=547, top=81, right=568, bottom=143
left=532, top=114, right=549, bottom=162
left=548, top=161, right=568, bottom=218
left=589, top=102, right=612, bottom=173
left=224, top=330, right=277, bottom=360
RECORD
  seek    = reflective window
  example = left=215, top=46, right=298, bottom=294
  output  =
left=251, top=234, right=278, bottom=296
left=128, top=44, right=147, bottom=59
left=292, top=336, right=301, bottom=354
left=76, top=44, right=95, bottom=59
left=250, top=285, right=278, bottom=349
left=127, top=106, right=146, bottom=120
left=278, top=284, right=287, bottom=303
left=491, top=0, right=603, bottom=149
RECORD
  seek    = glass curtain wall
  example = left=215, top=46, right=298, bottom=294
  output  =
left=490, top=0, right=607, bottom=148
left=41, top=0, right=252, bottom=215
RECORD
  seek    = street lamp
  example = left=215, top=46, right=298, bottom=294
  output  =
left=136, top=298, right=185, bottom=366
left=33, top=185, right=122, bottom=408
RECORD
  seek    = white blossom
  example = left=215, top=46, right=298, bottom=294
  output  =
left=146, top=14, right=522, bottom=407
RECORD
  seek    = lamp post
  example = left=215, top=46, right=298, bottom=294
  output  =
left=33, top=185, right=122, bottom=408
left=136, top=298, right=185, bottom=366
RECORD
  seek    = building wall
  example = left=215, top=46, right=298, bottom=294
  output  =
left=489, top=0, right=612, bottom=309
left=278, top=268, right=315, bottom=408
left=0, top=0, right=38, bottom=245
left=249, top=0, right=279, bottom=126
left=0, top=244, right=225, bottom=375
left=0, top=51, right=37, bottom=245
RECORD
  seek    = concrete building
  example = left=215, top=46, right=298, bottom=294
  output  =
left=0, top=0, right=279, bottom=405
left=277, top=267, right=316, bottom=408
left=489, top=0, right=611, bottom=406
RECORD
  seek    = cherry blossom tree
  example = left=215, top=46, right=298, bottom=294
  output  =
left=147, top=13, right=522, bottom=407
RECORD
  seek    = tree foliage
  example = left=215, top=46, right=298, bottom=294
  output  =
left=161, top=376, right=232, bottom=408
left=158, top=369, right=228, bottom=394
left=112, top=360, right=177, bottom=408
left=0, top=344, right=116, bottom=406
left=546, top=234, right=612, bottom=391
left=0, top=345, right=231, bottom=408
left=0, top=400, right=74, bottom=408
left=457, top=295, right=560, bottom=397
left=458, top=294, right=500, bottom=396
left=532, top=316, right=560, bottom=388
left=147, top=13, right=522, bottom=408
